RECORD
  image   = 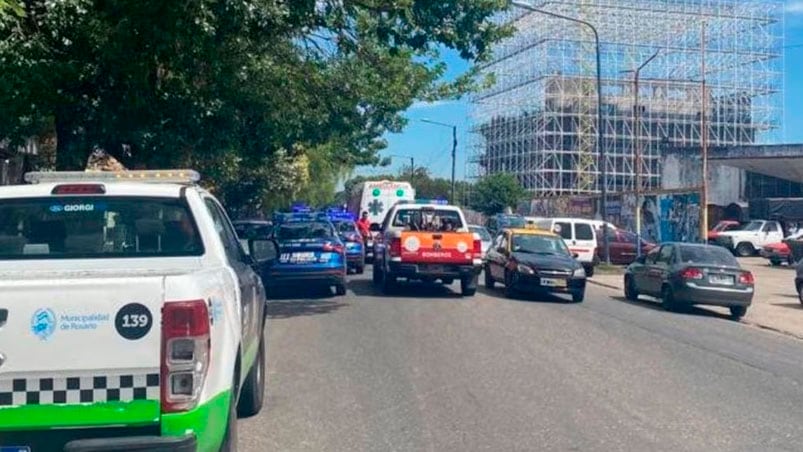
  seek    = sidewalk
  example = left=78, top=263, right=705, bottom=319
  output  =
left=589, top=258, right=803, bottom=339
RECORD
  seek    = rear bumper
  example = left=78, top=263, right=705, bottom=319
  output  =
left=346, top=254, right=365, bottom=266
left=674, top=282, right=753, bottom=307
left=388, top=261, right=481, bottom=279
left=64, top=434, right=196, bottom=452
left=269, top=269, right=346, bottom=286
left=760, top=248, right=789, bottom=260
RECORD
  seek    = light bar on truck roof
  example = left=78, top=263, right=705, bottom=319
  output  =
left=24, top=170, right=201, bottom=185
left=414, top=198, right=448, bottom=205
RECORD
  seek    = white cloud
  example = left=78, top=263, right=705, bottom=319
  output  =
left=788, top=1, right=803, bottom=13
left=407, top=100, right=456, bottom=111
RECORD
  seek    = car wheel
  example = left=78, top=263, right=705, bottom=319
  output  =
left=237, top=336, right=266, bottom=418
left=335, top=284, right=347, bottom=296
left=503, top=271, right=516, bottom=298
left=661, top=285, right=677, bottom=312
left=381, top=271, right=397, bottom=294
left=584, top=265, right=595, bottom=278
left=788, top=255, right=796, bottom=266
left=461, top=275, right=478, bottom=296
left=729, top=305, right=748, bottom=320
left=770, top=258, right=781, bottom=266
left=624, top=276, right=639, bottom=301
left=372, top=265, right=383, bottom=285
left=484, top=266, right=495, bottom=289
left=736, top=242, right=755, bottom=257
left=572, top=290, right=585, bottom=303
left=219, top=378, right=239, bottom=451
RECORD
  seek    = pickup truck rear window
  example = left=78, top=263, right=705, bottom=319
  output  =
left=392, top=208, right=464, bottom=231
left=0, top=196, right=204, bottom=259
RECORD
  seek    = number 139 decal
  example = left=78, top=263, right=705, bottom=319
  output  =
left=115, top=303, right=153, bottom=340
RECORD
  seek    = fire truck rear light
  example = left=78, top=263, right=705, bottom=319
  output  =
left=473, top=239, right=482, bottom=256
left=390, top=238, right=401, bottom=257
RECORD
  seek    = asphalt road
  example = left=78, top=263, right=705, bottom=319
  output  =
left=240, top=270, right=803, bottom=452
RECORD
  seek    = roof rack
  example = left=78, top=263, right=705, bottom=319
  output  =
left=24, top=170, right=201, bottom=185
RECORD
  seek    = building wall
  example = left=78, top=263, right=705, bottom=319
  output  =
left=661, top=153, right=743, bottom=206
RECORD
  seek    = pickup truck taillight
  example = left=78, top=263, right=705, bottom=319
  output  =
left=389, top=238, right=401, bottom=257
left=473, top=239, right=482, bottom=258
left=161, top=300, right=211, bottom=413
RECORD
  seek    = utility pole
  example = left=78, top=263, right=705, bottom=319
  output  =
left=623, top=50, right=660, bottom=257
left=700, top=22, right=709, bottom=243
left=510, top=0, right=609, bottom=263
left=421, top=119, right=458, bottom=204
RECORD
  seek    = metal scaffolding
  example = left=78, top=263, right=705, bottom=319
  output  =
left=468, top=0, right=784, bottom=196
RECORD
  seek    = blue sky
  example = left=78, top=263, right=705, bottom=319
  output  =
left=355, top=2, right=803, bottom=183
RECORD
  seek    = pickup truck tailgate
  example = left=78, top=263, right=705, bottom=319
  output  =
left=400, top=231, right=475, bottom=263
left=0, top=273, right=165, bottom=428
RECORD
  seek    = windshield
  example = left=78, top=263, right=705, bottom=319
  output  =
left=742, top=221, right=763, bottom=231
left=274, top=221, right=334, bottom=240
left=469, top=226, right=492, bottom=241
left=392, top=208, right=464, bottom=231
left=511, top=234, right=570, bottom=255
left=499, top=215, right=526, bottom=228
left=234, top=222, right=273, bottom=239
left=679, top=245, right=739, bottom=266
left=334, top=221, right=358, bottom=234
left=0, top=197, right=203, bottom=260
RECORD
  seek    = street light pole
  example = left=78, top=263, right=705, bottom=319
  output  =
left=700, top=21, right=709, bottom=243
left=510, top=0, right=609, bottom=263
left=623, top=50, right=660, bottom=257
left=421, top=119, right=458, bottom=204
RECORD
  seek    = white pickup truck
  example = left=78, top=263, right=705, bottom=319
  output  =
left=0, top=170, right=278, bottom=452
left=713, top=219, right=785, bottom=257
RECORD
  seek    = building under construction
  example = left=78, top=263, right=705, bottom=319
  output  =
left=469, top=0, right=784, bottom=197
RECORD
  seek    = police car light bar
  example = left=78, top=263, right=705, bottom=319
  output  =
left=414, top=198, right=448, bottom=205
left=25, top=170, right=201, bottom=185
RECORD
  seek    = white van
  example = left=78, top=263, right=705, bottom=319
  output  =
left=535, top=217, right=600, bottom=276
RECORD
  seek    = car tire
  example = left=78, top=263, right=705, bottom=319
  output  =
left=484, top=266, right=495, bottom=289
left=788, top=255, right=796, bottom=266
left=661, top=285, right=677, bottom=312
left=572, top=290, right=585, bottom=303
left=770, top=259, right=781, bottom=266
left=503, top=271, right=516, bottom=299
left=335, top=284, right=347, bottom=296
left=624, top=276, right=639, bottom=301
left=372, top=265, right=383, bottom=285
left=461, top=275, right=478, bottom=297
left=584, top=265, right=595, bottom=278
left=729, top=305, right=747, bottom=320
left=381, top=271, right=397, bottom=294
left=736, top=242, right=755, bottom=257
left=237, top=337, right=266, bottom=418
left=220, top=378, right=239, bottom=451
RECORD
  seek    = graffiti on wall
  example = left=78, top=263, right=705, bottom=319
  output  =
left=530, top=191, right=702, bottom=243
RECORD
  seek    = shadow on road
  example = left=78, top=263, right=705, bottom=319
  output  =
left=771, top=301, right=803, bottom=311
left=266, top=298, right=348, bottom=319
left=610, top=295, right=733, bottom=320
left=478, top=285, right=577, bottom=304
left=349, top=278, right=462, bottom=299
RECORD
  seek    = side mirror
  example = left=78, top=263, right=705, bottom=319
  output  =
left=249, top=238, right=279, bottom=265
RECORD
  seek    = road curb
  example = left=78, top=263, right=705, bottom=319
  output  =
left=588, top=279, right=621, bottom=291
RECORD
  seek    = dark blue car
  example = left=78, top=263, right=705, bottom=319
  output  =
left=268, top=212, right=348, bottom=296
left=332, top=219, right=366, bottom=274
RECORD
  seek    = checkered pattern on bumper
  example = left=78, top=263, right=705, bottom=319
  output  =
left=0, top=373, right=160, bottom=406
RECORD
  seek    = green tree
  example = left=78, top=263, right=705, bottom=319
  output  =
left=0, top=1, right=511, bottom=213
left=469, top=173, right=527, bottom=216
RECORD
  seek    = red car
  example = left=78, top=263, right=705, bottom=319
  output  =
left=707, top=220, right=742, bottom=242
left=597, top=228, right=657, bottom=265
left=760, top=230, right=803, bottom=266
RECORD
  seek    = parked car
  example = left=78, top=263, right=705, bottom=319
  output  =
left=486, top=213, right=526, bottom=236
left=760, top=230, right=803, bottom=266
left=468, top=224, right=493, bottom=258
left=534, top=218, right=600, bottom=276
left=484, top=226, right=587, bottom=302
left=624, top=242, right=754, bottom=319
left=707, top=220, right=742, bottom=243
left=713, top=219, right=784, bottom=257
left=596, top=228, right=657, bottom=265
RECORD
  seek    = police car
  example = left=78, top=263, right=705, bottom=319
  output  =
left=268, top=210, right=348, bottom=296
left=326, top=209, right=366, bottom=275
left=0, top=170, right=276, bottom=451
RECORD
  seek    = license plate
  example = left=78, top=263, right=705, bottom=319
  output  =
left=426, top=265, right=445, bottom=273
left=540, top=278, right=566, bottom=288
left=709, top=274, right=734, bottom=285
left=1, top=448, right=31, bottom=452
